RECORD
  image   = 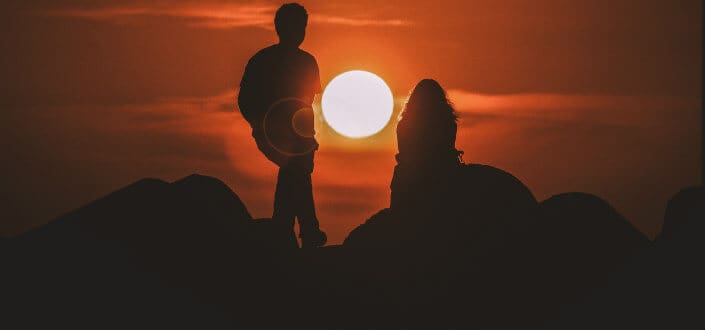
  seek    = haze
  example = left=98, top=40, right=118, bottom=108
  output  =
left=1, top=0, right=701, bottom=244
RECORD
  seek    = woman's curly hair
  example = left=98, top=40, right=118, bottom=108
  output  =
left=399, top=79, right=458, bottom=123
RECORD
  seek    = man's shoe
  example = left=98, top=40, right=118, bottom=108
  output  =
left=301, top=229, right=327, bottom=249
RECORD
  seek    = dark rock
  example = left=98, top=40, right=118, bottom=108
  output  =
left=5, top=170, right=701, bottom=328
left=658, top=185, right=704, bottom=241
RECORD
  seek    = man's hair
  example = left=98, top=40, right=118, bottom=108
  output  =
left=275, top=3, right=308, bottom=33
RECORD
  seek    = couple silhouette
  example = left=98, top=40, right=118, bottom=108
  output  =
left=238, top=3, right=462, bottom=249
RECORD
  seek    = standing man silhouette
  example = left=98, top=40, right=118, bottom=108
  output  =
left=238, top=3, right=327, bottom=248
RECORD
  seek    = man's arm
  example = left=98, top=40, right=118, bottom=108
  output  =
left=311, top=57, right=322, bottom=97
left=237, top=85, right=257, bottom=125
left=237, top=58, right=260, bottom=126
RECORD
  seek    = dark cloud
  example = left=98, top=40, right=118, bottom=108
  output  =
left=0, top=9, right=266, bottom=107
left=353, top=0, right=702, bottom=96
left=40, top=1, right=411, bottom=28
left=3, top=0, right=700, bottom=109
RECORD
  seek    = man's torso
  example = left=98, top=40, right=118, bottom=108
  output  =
left=239, top=45, right=321, bottom=167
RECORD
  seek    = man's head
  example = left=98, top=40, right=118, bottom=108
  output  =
left=275, top=3, right=308, bottom=47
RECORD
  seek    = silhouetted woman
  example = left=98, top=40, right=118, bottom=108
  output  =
left=390, top=79, right=463, bottom=209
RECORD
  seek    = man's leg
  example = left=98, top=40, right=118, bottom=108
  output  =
left=295, top=172, right=320, bottom=235
left=273, top=166, right=299, bottom=249
left=290, top=152, right=326, bottom=248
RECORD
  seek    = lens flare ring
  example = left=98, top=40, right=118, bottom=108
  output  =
left=262, top=97, right=318, bottom=157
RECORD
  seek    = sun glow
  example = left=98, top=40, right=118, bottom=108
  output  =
left=321, top=70, right=394, bottom=138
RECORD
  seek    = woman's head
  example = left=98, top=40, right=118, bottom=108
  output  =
left=401, top=79, right=457, bottom=121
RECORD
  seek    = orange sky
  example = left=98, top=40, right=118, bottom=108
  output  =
left=1, top=0, right=702, bottom=244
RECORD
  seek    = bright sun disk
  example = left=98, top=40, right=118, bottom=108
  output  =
left=321, top=70, right=394, bottom=138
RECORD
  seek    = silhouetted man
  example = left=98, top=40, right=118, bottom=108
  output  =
left=238, top=3, right=326, bottom=248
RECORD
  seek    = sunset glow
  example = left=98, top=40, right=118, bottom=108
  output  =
left=0, top=1, right=701, bottom=246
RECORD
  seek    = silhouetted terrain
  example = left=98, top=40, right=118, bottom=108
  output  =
left=3, top=170, right=703, bottom=328
left=550, top=186, right=705, bottom=328
left=4, top=174, right=299, bottom=327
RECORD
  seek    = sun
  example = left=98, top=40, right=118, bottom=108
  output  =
left=321, top=70, right=394, bottom=138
